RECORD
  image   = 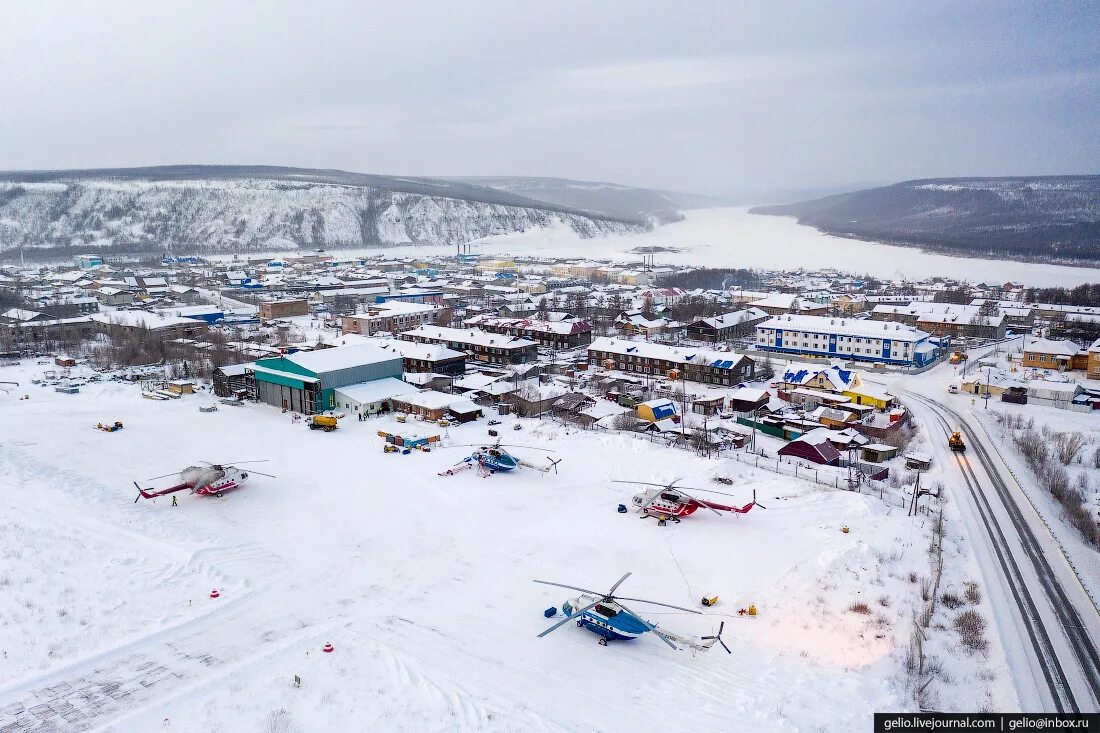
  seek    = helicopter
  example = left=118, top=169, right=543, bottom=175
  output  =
left=438, top=439, right=561, bottom=477
left=534, top=571, right=730, bottom=653
left=614, top=479, right=764, bottom=525
left=133, top=460, right=275, bottom=502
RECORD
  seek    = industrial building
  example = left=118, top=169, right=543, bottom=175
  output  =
left=249, top=343, right=403, bottom=414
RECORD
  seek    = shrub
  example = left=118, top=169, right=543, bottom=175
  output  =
left=1055, top=432, right=1087, bottom=465
left=849, top=602, right=871, bottom=615
left=954, top=609, right=988, bottom=652
left=963, top=581, right=982, bottom=605
left=941, top=593, right=964, bottom=610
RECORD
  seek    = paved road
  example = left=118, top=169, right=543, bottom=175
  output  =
left=907, top=392, right=1100, bottom=712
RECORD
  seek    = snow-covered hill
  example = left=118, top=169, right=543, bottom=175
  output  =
left=750, top=176, right=1100, bottom=264
left=0, top=166, right=647, bottom=255
left=456, top=175, right=731, bottom=223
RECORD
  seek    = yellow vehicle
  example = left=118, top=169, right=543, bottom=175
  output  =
left=948, top=431, right=966, bottom=452
left=95, top=421, right=124, bottom=432
left=949, top=351, right=969, bottom=365
left=308, top=415, right=340, bottom=432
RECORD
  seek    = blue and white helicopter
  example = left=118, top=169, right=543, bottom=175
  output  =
left=535, top=571, right=730, bottom=653
left=439, top=440, right=561, bottom=477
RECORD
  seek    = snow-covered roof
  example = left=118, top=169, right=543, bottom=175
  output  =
left=759, top=315, right=929, bottom=342
left=284, top=344, right=402, bottom=373
left=1022, top=338, right=1081, bottom=357
left=693, top=308, right=768, bottom=329
left=90, top=311, right=196, bottom=330
left=393, top=389, right=463, bottom=410
left=588, top=337, right=749, bottom=369
left=366, top=338, right=464, bottom=362
left=452, top=373, right=504, bottom=390
left=334, top=377, right=418, bottom=404
left=402, top=325, right=537, bottom=350
left=2, top=308, right=45, bottom=321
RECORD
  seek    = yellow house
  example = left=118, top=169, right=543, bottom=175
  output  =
left=1088, top=339, right=1100, bottom=380
left=843, top=385, right=895, bottom=410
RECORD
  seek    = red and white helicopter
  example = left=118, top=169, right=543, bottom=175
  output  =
left=614, top=478, right=764, bottom=525
left=134, top=460, right=274, bottom=502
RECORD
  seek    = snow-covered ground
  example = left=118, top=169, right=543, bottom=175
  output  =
left=0, top=362, right=1010, bottom=731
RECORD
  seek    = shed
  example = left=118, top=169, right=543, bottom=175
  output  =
left=726, top=387, right=769, bottom=413
left=637, top=398, right=678, bottom=423
left=905, top=452, right=933, bottom=470
left=165, top=380, right=195, bottom=395
left=777, top=428, right=841, bottom=465
left=861, top=443, right=899, bottom=463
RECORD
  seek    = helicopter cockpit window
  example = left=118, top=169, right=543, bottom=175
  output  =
left=593, top=603, right=618, bottom=618
left=660, top=492, right=681, bottom=502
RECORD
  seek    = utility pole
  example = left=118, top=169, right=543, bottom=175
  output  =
left=984, top=366, right=991, bottom=410
left=908, top=468, right=921, bottom=517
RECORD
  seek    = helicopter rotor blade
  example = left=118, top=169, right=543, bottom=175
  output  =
left=607, top=572, right=632, bottom=596
left=145, top=469, right=187, bottom=482
left=244, top=470, right=277, bottom=478
left=613, top=595, right=702, bottom=614
left=536, top=599, right=601, bottom=638
left=533, top=579, right=604, bottom=597
left=667, top=485, right=723, bottom=517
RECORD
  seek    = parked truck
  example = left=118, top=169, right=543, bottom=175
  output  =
left=308, top=415, right=340, bottom=432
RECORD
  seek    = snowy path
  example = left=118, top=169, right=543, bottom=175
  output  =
left=905, top=393, right=1100, bottom=712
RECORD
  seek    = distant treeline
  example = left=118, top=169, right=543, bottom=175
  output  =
left=1024, top=283, right=1100, bottom=307
left=657, top=268, right=761, bottom=290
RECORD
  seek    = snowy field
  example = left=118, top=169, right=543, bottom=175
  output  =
left=0, top=364, right=1010, bottom=731
left=244, top=208, right=1100, bottom=287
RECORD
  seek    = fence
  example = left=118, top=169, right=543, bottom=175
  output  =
left=728, top=450, right=914, bottom=509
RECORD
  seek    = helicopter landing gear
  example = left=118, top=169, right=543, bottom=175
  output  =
left=598, top=637, right=608, bottom=646
left=216, top=492, right=224, bottom=498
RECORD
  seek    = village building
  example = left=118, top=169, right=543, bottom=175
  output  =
left=776, top=429, right=841, bottom=465
left=333, top=377, right=419, bottom=416
left=748, top=293, right=830, bottom=317
left=90, top=311, right=208, bottom=339
left=684, top=308, right=768, bottom=342
left=399, top=325, right=538, bottom=365
left=1020, top=338, right=1088, bottom=371
left=363, top=338, right=466, bottom=376
left=587, top=337, right=755, bottom=386
left=340, top=300, right=441, bottom=336
left=755, top=315, right=937, bottom=367
left=258, top=298, right=310, bottom=320
left=463, top=315, right=593, bottom=349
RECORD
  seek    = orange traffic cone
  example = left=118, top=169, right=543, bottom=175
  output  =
left=322, top=642, right=334, bottom=653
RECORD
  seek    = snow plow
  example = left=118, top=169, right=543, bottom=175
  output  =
left=948, top=431, right=966, bottom=452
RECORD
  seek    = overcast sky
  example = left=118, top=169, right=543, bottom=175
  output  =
left=0, top=1, right=1096, bottom=197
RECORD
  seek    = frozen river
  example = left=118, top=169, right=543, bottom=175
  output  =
left=213, top=206, right=1100, bottom=288
left=467, top=207, right=1100, bottom=287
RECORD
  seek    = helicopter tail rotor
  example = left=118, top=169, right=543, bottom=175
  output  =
left=701, top=621, right=731, bottom=654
